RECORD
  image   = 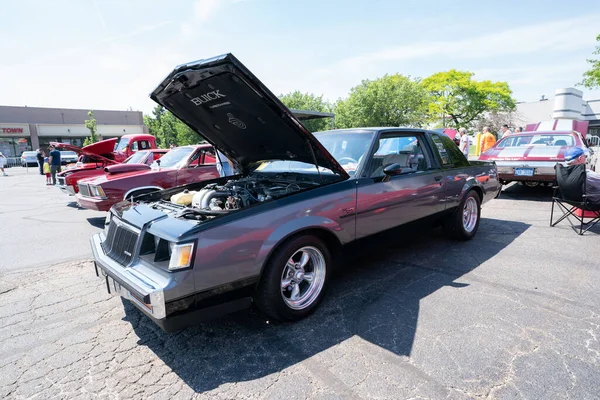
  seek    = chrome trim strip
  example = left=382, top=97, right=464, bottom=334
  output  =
left=123, top=186, right=163, bottom=200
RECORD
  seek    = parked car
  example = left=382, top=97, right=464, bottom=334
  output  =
left=478, top=130, right=598, bottom=186
left=59, top=150, right=79, bottom=165
left=90, top=54, right=500, bottom=332
left=20, top=151, right=38, bottom=167
left=54, top=139, right=163, bottom=195
left=76, top=144, right=218, bottom=211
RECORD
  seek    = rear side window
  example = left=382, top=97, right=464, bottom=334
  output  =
left=430, top=133, right=470, bottom=168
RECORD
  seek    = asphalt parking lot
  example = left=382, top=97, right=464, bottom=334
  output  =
left=1, top=167, right=599, bottom=399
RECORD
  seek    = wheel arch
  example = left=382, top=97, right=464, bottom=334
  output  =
left=123, top=186, right=163, bottom=200
left=257, top=226, right=343, bottom=282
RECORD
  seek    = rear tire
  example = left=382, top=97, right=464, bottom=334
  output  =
left=255, top=235, right=331, bottom=321
left=443, top=190, right=481, bottom=240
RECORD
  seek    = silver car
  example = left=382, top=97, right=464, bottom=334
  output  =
left=91, top=54, right=500, bottom=332
left=20, top=151, right=38, bottom=167
left=59, top=150, right=79, bottom=164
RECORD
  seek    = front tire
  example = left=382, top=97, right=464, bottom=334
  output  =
left=255, top=235, right=331, bottom=321
left=443, top=190, right=481, bottom=240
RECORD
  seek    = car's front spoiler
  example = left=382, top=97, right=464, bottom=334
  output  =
left=91, top=232, right=254, bottom=332
left=91, top=232, right=167, bottom=319
left=76, top=194, right=115, bottom=211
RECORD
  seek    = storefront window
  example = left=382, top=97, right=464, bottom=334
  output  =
left=0, top=137, right=32, bottom=157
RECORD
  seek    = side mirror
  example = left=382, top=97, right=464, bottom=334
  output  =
left=383, top=163, right=403, bottom=176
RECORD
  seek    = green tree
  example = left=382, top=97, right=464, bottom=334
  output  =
left=143, top=105, right=204, bottom=147
left=580, top=34, right=600, bottom=89
left=278, top=91, right=333, bottom=132
left=334, top=74, right=429, bottom=129
left=422, top=70, right=516, bottom=128
left=83, top=110, right=98, bottom=146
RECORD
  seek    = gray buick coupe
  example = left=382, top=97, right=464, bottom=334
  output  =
left=92, top=54, right=500, bottom=331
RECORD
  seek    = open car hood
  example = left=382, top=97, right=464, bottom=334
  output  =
left=50, top=138, right=118, bottom=165
left=150, top=54, right=348, bottom=178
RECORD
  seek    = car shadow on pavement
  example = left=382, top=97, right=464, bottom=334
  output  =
left=122, top=217, right=530, bottom=393
left=87, top=217, right=106, bottom=229
left=498, top=182, right=554, bottom=202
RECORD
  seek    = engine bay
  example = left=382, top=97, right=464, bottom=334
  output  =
left=149, top=174, right=318, bottom=221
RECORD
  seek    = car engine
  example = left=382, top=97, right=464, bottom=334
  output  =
left=152, top=175, right=314, bottom=220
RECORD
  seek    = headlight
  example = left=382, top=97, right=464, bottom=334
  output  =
left=168, top=242, right=194, bottom=271
left=90, top=185, right=98, bottom=197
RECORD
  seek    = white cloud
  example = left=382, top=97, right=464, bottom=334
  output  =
left=273, top=14, right=600, bottom=103
left=194, top=0, right=220, bottom=21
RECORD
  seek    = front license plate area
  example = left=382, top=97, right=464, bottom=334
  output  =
left=103, top=272, right=122, bottom=296
left=514, top=168, right=534, bottom=176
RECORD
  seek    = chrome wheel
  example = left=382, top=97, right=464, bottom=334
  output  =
left=280, top=246, right=326, bottom=310
left=462, top=196, right=478, bottom=233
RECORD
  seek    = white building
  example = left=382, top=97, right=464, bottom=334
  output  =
left=516, top=88, right=600, bottom=137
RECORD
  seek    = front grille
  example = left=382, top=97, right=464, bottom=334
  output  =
left=79, top=183, right=91, bottom=197
left=101, top=219, right=139, bottom=265
left=57, top=177, right=66, bottom=186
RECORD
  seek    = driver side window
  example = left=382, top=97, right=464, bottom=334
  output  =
left=367, top=134, right=428, bottom=178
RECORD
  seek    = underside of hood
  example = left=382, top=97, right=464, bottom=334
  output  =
left=150, top=53, right=348, bottom=178
left=50, top=138, right=118, bottom=165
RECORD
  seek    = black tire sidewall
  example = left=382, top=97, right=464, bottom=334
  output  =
left=256, top=234, right=331, bottom=321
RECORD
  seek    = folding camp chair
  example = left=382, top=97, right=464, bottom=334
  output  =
left=550, top=164, right=600, bottom=235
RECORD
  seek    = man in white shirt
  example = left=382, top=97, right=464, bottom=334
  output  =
left=458, top=128, right=471, bottom=158
left=500, top=124, right=512, bottom=139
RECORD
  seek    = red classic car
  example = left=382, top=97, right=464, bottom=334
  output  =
left=75, top=144, right=219, bottom=211
left=54, top=139, right=165, bottom=195
left=478, top=130, right=598, bottom=186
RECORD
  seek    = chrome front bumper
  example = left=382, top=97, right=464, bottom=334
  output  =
left=58, top=184, right=76, bottom=195
left=91, top=232, right=167, bottom=319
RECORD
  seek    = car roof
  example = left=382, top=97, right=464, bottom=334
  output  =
left=315, top=127, right=436, bottom=135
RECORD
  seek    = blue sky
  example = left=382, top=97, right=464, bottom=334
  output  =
left=1, top=0, right=600, bottom=114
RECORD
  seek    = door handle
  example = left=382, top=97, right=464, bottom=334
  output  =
left=434, top=176, right=443, bottom=181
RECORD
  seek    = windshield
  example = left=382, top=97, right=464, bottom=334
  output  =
left=60, top=151, right=77, bottom=156
left=126, top=151, right=148, bottom=164
left=115, top=137, right=130, bottom=152
left=256, top=131, right=374, bottom=176
left=497, top=134, right=577, bottom=148
left=22, top=151, right=36, bottom=156
left=151, top=147, right=193, bottom=168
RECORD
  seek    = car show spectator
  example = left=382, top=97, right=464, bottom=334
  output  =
left=480, top=126, right=497, bottom=154
left=500, top=124, right=512, bottom=138
left=43, top=157, right=51, bottom=185
left=564, top=146, right=600, bottom=203
left=515, top=127, right=523, bottom=133
left=0, top=152, right=7, bottom=176
left=36, top=149, right=45, bottom=175
left=458, top=127, right=471, bottom=158
left=48, top=145, right=62, bottom=185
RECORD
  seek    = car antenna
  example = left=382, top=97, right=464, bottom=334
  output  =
left=307, top=140, right=323, bottom=183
